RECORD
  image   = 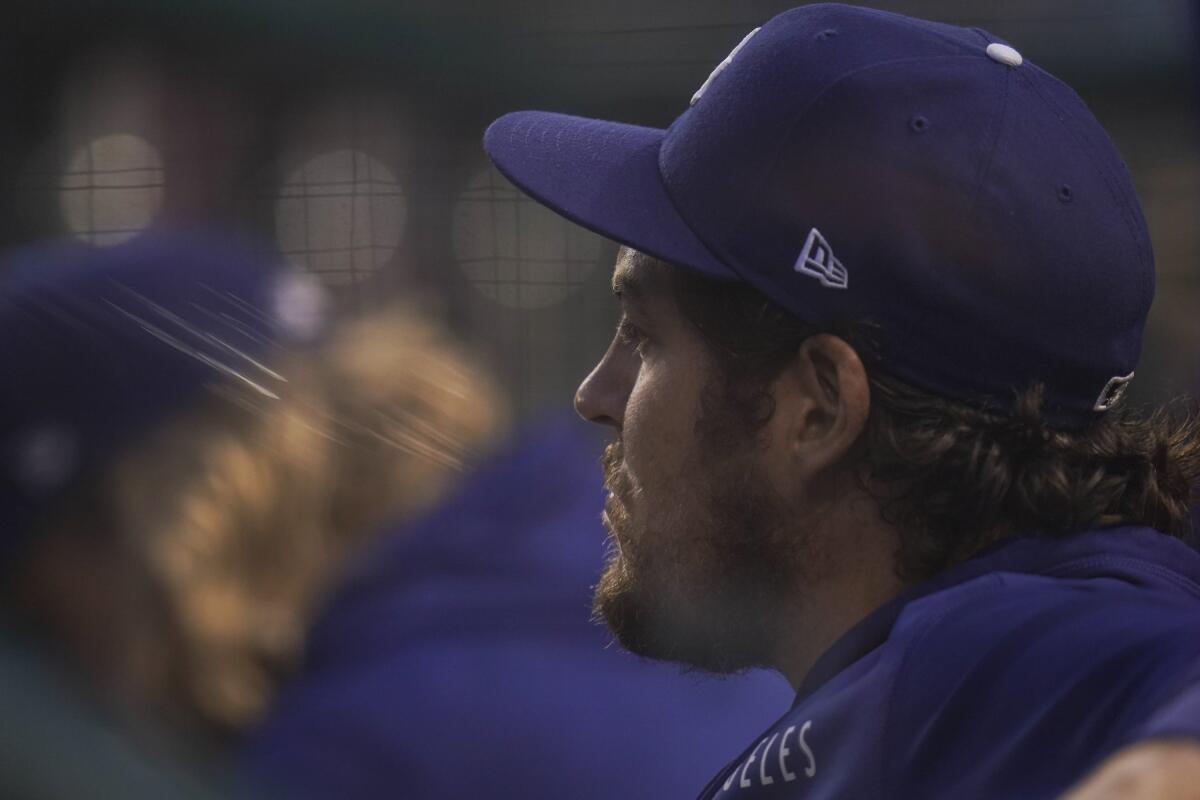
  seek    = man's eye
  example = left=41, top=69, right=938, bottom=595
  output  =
left=616, top=319, right=649, bottom=353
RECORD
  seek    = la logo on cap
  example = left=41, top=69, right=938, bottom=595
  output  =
left=691, top=27, right=761, bottom=106
left=794, top=228, right=848, bottom=289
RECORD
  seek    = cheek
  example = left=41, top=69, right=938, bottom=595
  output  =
left=621, top=359, right=701, bottom=491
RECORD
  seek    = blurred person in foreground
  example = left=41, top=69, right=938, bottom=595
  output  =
left=484, top=5, right=1200, bottom=799
left=0, top=229, right=297, bottom=797
left=0, top=228, right=500, bottom=794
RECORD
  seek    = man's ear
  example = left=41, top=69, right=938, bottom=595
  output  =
left=773, top=334, right=870, bottom=477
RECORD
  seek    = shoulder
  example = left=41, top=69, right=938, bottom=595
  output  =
left=893, top=568, right=1200, bottom=665
left=885, top=570, right=1200, bottom=795
left=897, top=568, right=1195, bottom=652
left=889, top=570, right=1200, bottom=722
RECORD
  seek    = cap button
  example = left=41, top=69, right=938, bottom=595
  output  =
left=986, top=43, right=1023, bottom=67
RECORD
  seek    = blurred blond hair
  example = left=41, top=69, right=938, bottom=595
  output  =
left=94, top=306, right=507, bottom=738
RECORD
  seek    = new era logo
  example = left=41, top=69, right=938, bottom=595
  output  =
left=794, top=228, right=848, bottom=289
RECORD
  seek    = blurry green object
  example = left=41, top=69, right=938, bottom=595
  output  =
left=0, top=623, right=236, bottom=800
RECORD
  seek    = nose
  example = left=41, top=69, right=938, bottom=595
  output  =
left=575, top=340, right=634, bottom=430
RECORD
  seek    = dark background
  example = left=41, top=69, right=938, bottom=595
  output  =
left=2, top=0, right=1196, bottom=417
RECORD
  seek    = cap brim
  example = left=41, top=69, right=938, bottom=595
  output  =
left=484, top=111, right=738, bottom=281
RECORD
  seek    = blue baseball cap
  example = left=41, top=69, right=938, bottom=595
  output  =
left=0, top=229, right=328, bottom=567
left=484, top=3, right=1153, bottom=427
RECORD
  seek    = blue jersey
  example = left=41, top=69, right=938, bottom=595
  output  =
left=698, top=527, right=1200, bottom=799
left=243, top=415, right=792, bottom=799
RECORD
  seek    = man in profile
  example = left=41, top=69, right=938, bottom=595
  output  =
left=485, top=4, right=1200, bottom=798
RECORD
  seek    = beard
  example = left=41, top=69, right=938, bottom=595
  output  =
left=593, top=428, right=807, bottom=675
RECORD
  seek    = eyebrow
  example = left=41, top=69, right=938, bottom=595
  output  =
left=611, top=268, right=646, bottom=301
left=611, top=251, right=667, bottom=305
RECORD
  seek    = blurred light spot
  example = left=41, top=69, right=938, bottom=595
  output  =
left=275, top=149, right=406, bottom=287
left=452, top=166, right=602, bottom=309
left=60, top=133, right=164, bottom=247
left=13, top=424, right=78, bottom=495
left=272, top=271, right=330, bottom=343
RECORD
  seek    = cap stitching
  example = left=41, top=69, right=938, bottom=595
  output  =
left=850, top=6, right=993, bottom=58
left=966, top=63, right=1012, bottom=214
left=711, top=54, right=995, bottom=280
left=1014, top=67, right=1154, bottom=316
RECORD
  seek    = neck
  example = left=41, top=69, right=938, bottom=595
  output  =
left=771, top=485, right=906, bottom=691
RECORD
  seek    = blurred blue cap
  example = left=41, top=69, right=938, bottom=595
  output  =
left=0, top=229, right=328, bottom=568
left=485, top=3, right=1153, bottom=426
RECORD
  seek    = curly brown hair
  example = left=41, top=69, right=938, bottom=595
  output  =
left=22, top=307, right=508, bottom=741
left=658, top=253, right=1200, bottom=583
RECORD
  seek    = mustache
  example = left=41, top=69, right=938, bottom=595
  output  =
left=600, top=439, right=633, bottom=572
left=601, top=438, right=633, bottom=525
left=601, top=439, right=622, bottom=488
left=601, top=439, right=635, bottom=499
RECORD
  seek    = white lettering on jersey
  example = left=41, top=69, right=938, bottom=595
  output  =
left=720, top=720, right=816, bottom=795
left=778, top=725, right=798, bottom=782
left=739, top=737, right=768, bottom=789
left=799, top=720, right=817, bottom=778
left=759, top=733, right=780, bottom=786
